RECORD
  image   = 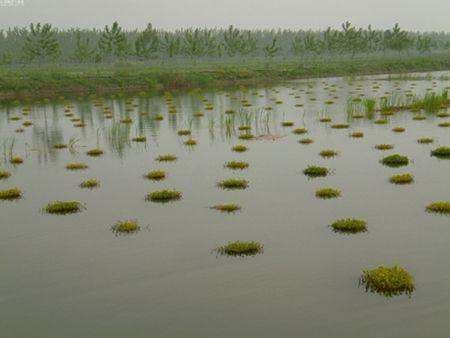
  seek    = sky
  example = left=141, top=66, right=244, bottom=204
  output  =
left=0, top=0, right=449, bottom=32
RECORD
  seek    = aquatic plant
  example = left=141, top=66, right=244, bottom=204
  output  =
left=417, top=138, right=434, bottom=144
left=22, top=121, right=33, bottom=127
left=375, top=144, right=394, bottom=150
left=430, top=147, right=450, bottom=158
left=177, top=129, right=191, bottom=136
left=426, top=201, right=450, bottom=214
left=66, top=163, right=88, bottom=170
left=299, top=138, right=314, bottom=144
left=45, top=201, right=84, bottom=215
left=0, top=188, right=22, bottom=200
left=53, top=144, right=67, bottom=149
left=210, top=204, right=241, bottom=213
left=281, top=121, right=294, bottom=127
left=350, top=131, right=364, bottom=138
left=0, top=169, right=11, bottom=180
left=10, top=157, right=23, bottom=164
left=132, top=136, right=147, bottom=142
left=374, top=119, right=388, bottom=124
left=232, top=145, right=248, bottom=152
left=319, top=117, right=332, bottom=123
left=79, top=179, right=99, bottom=189
left=293, top=128, right=308, bottom=135
left=303, top=165, right=329, bottom=177
left=319, top=149, right=338, bottom=158
left=412, top=115, right=426, bottom=120
left=331, top=123, right=350, bottom=129
left=225, top=109, right=235, bottom=115
left=86, top=148, right=104, bottom=157
left=156, top=154, right=177, bottom=162
left=146, top=190, right=182, bottom=203
left=360, top=266, right=415, bottom=297
left=120, top=117, right=133, bottom=124
left=152, top=114, right=164, bottom=121
left=217, top=241, right=263, bottom=256
left=238, top=133, right=254, bottom=140
left=331, top=218, right=367, bottom=233
left=315, top=188, right=341, bottom=199
left=380, top=154, right=409, bottom=167
left=111, top=220, right=140, bottom=235
left=392, top=127, right=405, bottom=133
left=145, top=170, right=166, bottom=181
left=224, top=161, right=249, bottom=170
left=438, top=122, right=450, bottom=127
left=218, top=179, right=249, bottom=190
left=389, top=173, right=414, bottom=185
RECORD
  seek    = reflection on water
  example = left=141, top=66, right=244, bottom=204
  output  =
left=1, top=71, right=450, bottom=338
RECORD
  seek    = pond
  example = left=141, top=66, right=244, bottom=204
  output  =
left=1, top=71, right=450, bottom=338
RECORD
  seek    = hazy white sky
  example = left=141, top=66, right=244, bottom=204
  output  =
left=0, top=0, right=449, bottom=31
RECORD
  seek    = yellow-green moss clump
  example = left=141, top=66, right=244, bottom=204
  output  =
left=281, top=121, right=294, bottom=127
left=145, top=170, right=166, bottom=181
left=315, top=188, right=341, bottom=199
left=430, top=147, right=450, bottom=159
left=389, top=174, right=414, bottom=185
left=177, top=129, right=191, bottom=136
left=350, top=131, right=364, bottom=138
left=224, top=161, right=249, bottom=170
left=319, top=149, right=338, bottom=158
left=86, top=148, right=104, bottom=157
left=231, top=145, right=248, bottom=152
left=66, top=163, right=88, bottom=170
left=0, top=169, right=11, bottom=180
left=293, top=128, right=308, bottom=135
left=45, top=201, right=84, bottom=215
left=392, top=127, right=405, bottom=133
left=53, top=144, right=67, bottom=149
left=331, top=123, right=350, bottom=129
left=380, top=154, right=409, bottom=167
left=218, top=179, right=249, bottom=190
left=417, top=138, right=434, bottom=144
left=132, top=136, right=147, bottom=142
left=238, top=133, right=254, bottom=140
left=10, top=157, right=23, bottom=165
left=303, top=165, right=329, bottom=178
left=331, top=218, right=367, bottom=233
left=111, top=220, right=140, bottom=235
left=156, top=154, right=177, bottom=162
left=360, top=266, right=415, bottom=297
left=146, top=190, right=182, bottom=203
left=299, top=138, right=314, bottom=145
left=210, top=204, right=241, bottom=213
left=0, top=188, right=22, bottom=200
left=184, top=138, right=197, bottom=146
left=375, top=144, right=394, bottom=150
left=217, top=241, right=263, bottom=256
left=425, top=201, right=450, bottom=214
left=79, top=179, right=99, bottom=189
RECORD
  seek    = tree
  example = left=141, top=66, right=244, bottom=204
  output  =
left=98, top=21, right=128, bottom=60
left=183, top=29, right=217, bottom=58
left=160, top=32, right=180, bottom=58
left=135, top=23, right=159, bottom=60
left=383, top=23, right=411, bottom=52
left=73, top=31, right=95, bottom=63
left=264, top=38, right=279, bottom=58
left=416, top=36, right=432, bottom=53
left=23, top=23, right=60, bottom=62
left=222, top=25, right=242, bottom=56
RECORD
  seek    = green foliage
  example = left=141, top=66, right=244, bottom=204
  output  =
left=360, top=266, right=415, bottom=297
left=145, top=170, right=166, bottom=181
left=66, top=163, right=88, bottom=170
left=224, top=161, right=249, bottom=170
left=315, top=188, right=341, bottom=199
left=381, top=154, right=409, bottom=167
left=217, top=241, right=263, bottom=256
left=417, top=138, right=434, bottom=144
left=0, top=188, right=22, bottom=200
left=217, top=179, right=249, bottom=190
left=232, top=144, right=248, bottom=152
left=389, top=173, right=414, bottom=185
left=375, top=144, right=393, bottom=150
left=331, top=218, right=367, bottom=233
left=264, top=38, right=280, bottom=58
left=135, top=23, right=159, bottom=60
left=0, top=169, right=11, bottom=180
left=98, top=21, right=128, bottom=60
left=146, top=190, right=182, bottom=203
left=431, top=147, right=450, bottom=158
left=23, top=23, right=60, bottom=62
left=111, top=220, right=140, bottom=234
left=210, top=204, right=241, bottom=213
left=426, top=201, right=450, bottom=214
left=73, top=31, right=95, bottom=63
left=156, top=154, right=177, bottom=162
left=319, top=149, right=338, bottom=157
left=45, top=201, right=84, bottom=214
left=79, top=179, right=99, bottom=189
left=303, top=165, right=329, bottom=177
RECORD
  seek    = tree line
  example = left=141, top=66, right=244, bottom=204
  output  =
left=1, top=21, right=449, bottom=64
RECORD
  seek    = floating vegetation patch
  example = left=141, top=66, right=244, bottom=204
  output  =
left=145, top=170, right=166, bottom=181
left=0, top=188, right=22, bottom=200
left=360, top=266, right=415, bottom=297
left=319, top=117, right=332, bottom=123
left=53, top=144, right=67, bottom=149
left=438, top=122, right=450, bottom=127
left=238, top=133, right=254, bottom=140
left=331, top=123, right=350, bottom=129
left=392, top=127, right=405, bottom=133
left=437, top=112, right=450, bottom=118
left=315, top=188, right=341, bottom=199
left=86, top=148, right=104, bottom=157
left=417, top=138, right=434, bottom=144
left=0, top=169, right=11, bottom=180
left=210, top=204, right=241, bottom=213
left=375, top=144, right=394, bottom=150
left=66, top=163, right=88, bottom=170
left=389, top=173, right=414, bottom=185
left=152, top=114, right=164, bottom=121
left=426, top=201, right=450, bottom=214
left=156, top=154, right=177, bottom=162
left=281, top=121, right=294, bottom=127
left=430, top=147, right=450, bottom=158
left=225, top=109, right=235, bottom=115
left=132, top=136, right=146, bottom=142
left=177, top=129, right=191, bottom=136
left=374, top=119, right=388, bottom=124
left=73, top=122, right=86, bottom=128
left=293, top=128, right=308, bottom=135
left=299, top=138, right=314, bottom=144
left=22, top=121, right=33, bottom=126
left=224, top=161, right=249, bottom=170
left=380, top=154, right=409, bottom=167
left=350, top=132, right=364, bottom=138
left=303, top=165, right=329, bottom=177
left=111, top=220, right=140, bottom=235
left=319, top=149, right=338, bottom=158
left=10, top=157, right=23, bottom=165
left=45, top=201, right=84, bottom=215
left=146, top=190, right=182, bottom=203
left=217, top=241, right=263, bottom=256
left=184, top=138, right=197, bottom=146
left=412, top=115, right=426, bottom=121
left=232, top=145, right=248, bottom=152
left=79, top=179, right=99, bottom=189
left=331, top=218, right=367, bottom=233
left=238, top=126, right=251, bottom=131
left=218, top=179, right=249, bottom=190
left=120, top=117, right=133, bottom=124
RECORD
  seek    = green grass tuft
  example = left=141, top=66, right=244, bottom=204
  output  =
left=210, top=204, right=241, bottom=213
left=319, top=149, right=338, bottom=158
left=389, top=173, right=414, bottom=185
left=303, top=165, right=329, bottom=177
left=360, top=266, right=415, bottom=297
left=375, top=144, right=394, bottom=150
left=426, top=201, right=450, bottom=214
left=299, top=138, right=314, bottom=144
left=381, top=154, right=409, bottom=167
left=315, top=188, right=341, bottom=199
left=224, top=161, right=249, bottom=170
left=0, top=169, right=11, bottom=180
left=156, top=154, right=177, bottom=162
left=293, top=128, right=308, bottom=135
left=146, top=190, right=182, bottom=203
left=111, top=220, right=140, bottom=235
left=417, top=138, right=434, bottom=144
left=232, top=144, right=248, bottom=152
left=79, top=179, right=99, bottom=189
left=217, top=241, right=263, bottom=256
left=0, top=188, right=22, bottom=200
left=431, top=147, right=450, bottom=158
left=145, top=170, right=166, bottom=181
left=66, top=163, right=88, bottom=170
left=331, top=218, right=367, bottom=233
left=45, top=201, right=84, bottom=215
left=86, top=148, right=104, bottom=157
left=218, top=179, right=249, bottom=190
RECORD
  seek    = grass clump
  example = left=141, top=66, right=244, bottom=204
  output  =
left=319, top=149, right=338, bottom=158
left=238, top=133, right=254, bottom=140
left=303, top=165, right=329, bottom=177
left=360, top=266, right=415, bottom=297
left=350, top=131, right=364, bottom=138
left=389, top=173, right=414, bottom=185
left=319, top=117, right=332, bottom=123
left=0, top=169, right=11, bottom=180
left=111, top=220, right=140, bottom=235
left=218, top=179, right=249, bottom=190
left=210, top=204, right=241, bottom=213
left=281, top=121, right=294, bottom=127
left=0, top=188, right=22, bottom=200
left=177, top=129, right=191, bottom=136
left=146, top=190, right=182, bottom=203
left=53, top=143, right=67, bottom=149
left=299, top=138, right=314, bottom=144
left=184, top=138, right=197, bottom=146
left=417, top=138, right=434, bottom=144
left=45, top=201, right=84, bottom=215
left=426, top=201, right=450, bottom=214
left=79, top=179, right=99, bottom=189
left=132, top=136, right=146, bottom=142
left=156, top=154, right=177, bottom=162
left=315, top=188, right=341, bottom=199
left=10, top=157, right=23, bottom=164
left=374, top=119, right=388, bottom=124
left=392, top=127, right=405, bottom=133
left=331, top=123, right=350, bottom=129
left=86, top=148, right=104, bottom=157
left=145, top=170, right=166, bottom=181
left=331, top=218, right=367, bottom=233
left=381, top=154, right=409, bottom=167
left=217, top=241, right=263, bottom=256
left=66, top=163, right=88, bottom=170
left=293, top=128, right=308, bottom=135
left=232, top=145, right=248, bottom=152
left=224, top=161, right=249, bottom=170
left=430, top=147, right=450, bottom=158
left=374, top=144, right=393, bottom=150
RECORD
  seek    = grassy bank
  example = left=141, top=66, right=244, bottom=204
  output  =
left=1, top=53, right=450, bottom=100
